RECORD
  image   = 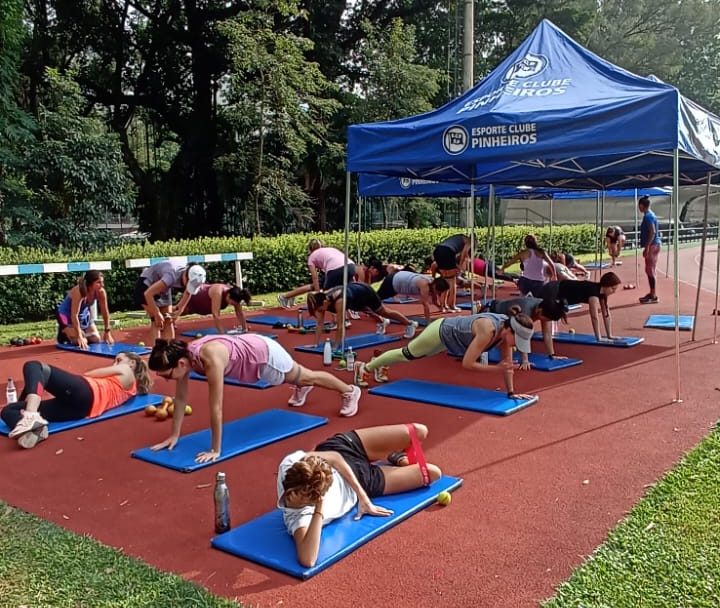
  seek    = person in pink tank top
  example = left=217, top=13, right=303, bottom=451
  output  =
left=3, top=353, right=152, bottom=449
left=148, top=335, right=362, bottom=464
left=501, top=234, right=557, bottom=295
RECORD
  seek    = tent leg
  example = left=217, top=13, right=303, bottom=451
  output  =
left=665, top=191, right=672, bottom=277
left=634, top=189, right=639, bottom=287
left=714, top=176, right=720, bottom=344
left=691, top=174, right=711, bottom=341
left=594, top=192, right=600, bottom=280
left=341, top=171, right=351, bottom=353
left=470, top=184, right=476, bottom=312
left=672, top=149, right=681, bottom=403
left=490, top=186, right=496, bottom=300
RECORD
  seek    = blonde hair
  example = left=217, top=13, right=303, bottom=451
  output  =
left=122, top=352, right=152, bottom=394
left=282, top=455, right=333, bottom=503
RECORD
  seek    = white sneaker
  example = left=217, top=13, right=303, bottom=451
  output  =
left=9, top=411, right=48, bottom=439
left=277, top=295, right=294, bottom=309
left=340, top=385, right=361, bottom=417
left=288, top=385, right=314, bottom=407
left=17, top=425, right=49, bottom=449
left=376, top=319, right=391, bottom=335
left=403, top=321, right=419, bottom=339
left=348, top=310, right=361, bottom=320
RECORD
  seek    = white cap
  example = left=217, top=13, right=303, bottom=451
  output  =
left=185, top=265, right=206, bottom=295
left=509, top=316, right=533, bottom=353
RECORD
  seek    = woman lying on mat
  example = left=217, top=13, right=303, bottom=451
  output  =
left=306, top=283, right=419, bottom=346
left=481, top=297, right=567, bottom=369
left=354, top=310, right=535, bottom=399
left=148, top=335, right=362, bottom=463
left=56, top=270, right=114, bottom=350
left=278, top=422, right=442, bottom=567
left=173, top=283, right=251, bottom=334
left=2, top=353, right=151, bottom=449
left=538, top=272, right=622, bottom=342
left=376, top=270, right=450, bottom=324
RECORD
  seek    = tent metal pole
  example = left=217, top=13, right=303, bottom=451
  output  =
left=470, top=183, right=476, bottom=312
left=672, top=149, right=681, bottom=403
left=491, top=185, right=497, bottom=300
left=714, top=175, right=720, bottom=343
left=594, top=192, right=600, bottom=280
left=665, top=189, right=672, bottom=277
left=549, top=196, right=553, bottom=254
left=691, top=174, right=711, bottom=341
left=483, top=192, right=490, bottom=303
left=341, top=171, right=351, bottom=354
left=600, top=190, right=606, bottom=277
left=357, top=196, right=363, bottom=264
left=634, top=189, right=639, bottom=288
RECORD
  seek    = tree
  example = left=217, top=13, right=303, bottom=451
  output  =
left=8, top=69, right=135, bottom=250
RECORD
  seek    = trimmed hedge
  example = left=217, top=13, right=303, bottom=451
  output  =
left=0, top=225, right=598, bottom=324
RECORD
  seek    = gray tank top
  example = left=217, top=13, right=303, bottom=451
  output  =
left=392, top=271, right=429, bottom=295
left=439, top=313, right=506, bottom=357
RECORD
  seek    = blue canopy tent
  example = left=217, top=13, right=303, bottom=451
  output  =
left=344, top=19, right=720, bottom=401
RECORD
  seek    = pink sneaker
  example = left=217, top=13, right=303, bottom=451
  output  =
left=340, top=385, right=361, bottom=417
left=9, top=411, right=48, bottom=439
left=288, top=385, right=314, bottom=407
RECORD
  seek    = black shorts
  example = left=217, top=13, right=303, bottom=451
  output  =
left=376, top=275, right=396, bottom=301
left=133, top=277, right=172, bottom=308
left=315, top=431, right=385, bottom=497
left=433, top=245, right=458, bottom=271
left=346, top=283, right=382, bottom=313
left=324, top=264, right=357, bottom=289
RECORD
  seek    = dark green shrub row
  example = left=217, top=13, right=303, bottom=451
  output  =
left=0, top=225, right=597, bottom=324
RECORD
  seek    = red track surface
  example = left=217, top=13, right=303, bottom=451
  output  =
left=2, top=247, right=720, bottom=608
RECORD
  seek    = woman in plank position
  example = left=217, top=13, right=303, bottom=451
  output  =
left=174, top=283, right=252, bottom=334
left=2, top=353, right=151, bottom=449
left=539, top=272, right=622, bottom=342
left=148, top=335, right=362, bottom=464
left=306, top=283, right=419, bottom=346
left=376, top=270, right=450, bottom=324
left=278, top=422, right=442, bottom=567
left=56, top=270, right=114, bottom=349
left=354, top=309, right=535, bottom=399
left=481, top=297, right=567, bottom=369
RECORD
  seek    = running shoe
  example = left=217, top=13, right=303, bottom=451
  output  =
left=288, top=385, right=314, bottom=407
left=340, top=385, right=361, bottom=416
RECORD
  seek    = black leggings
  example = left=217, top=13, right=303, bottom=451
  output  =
left=0, top=361, right=93, bottom=429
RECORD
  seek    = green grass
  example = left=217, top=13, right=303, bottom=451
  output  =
left=0, top=502, right=241, bottom=607
left=544, top=425, right=720, bottom=608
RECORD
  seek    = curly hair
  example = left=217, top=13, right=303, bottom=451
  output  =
left=282, top=455, right=334, bottom=504
left=120, top=352, right=153, bottom=394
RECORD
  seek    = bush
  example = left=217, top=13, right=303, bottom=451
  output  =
left=0, top=225, right=597, bottom=324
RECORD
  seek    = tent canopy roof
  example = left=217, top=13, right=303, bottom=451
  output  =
left=347, top=20, right=720, bottom=188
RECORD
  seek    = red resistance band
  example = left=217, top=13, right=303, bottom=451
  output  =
left=404, top=423, right=431, bottom=486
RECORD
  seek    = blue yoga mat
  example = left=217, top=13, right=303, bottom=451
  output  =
left=211, top=475, right=463, bottom=579
left=532, top=331, right=643, bottom=347
left=369, top=379, right=538, bottom=416
left=180, top=328, right=278, bottom=339
left=644, top=314, right=694, bottom=331
left=566, top=303, right=582, bottom=311
left=487, top=348, right=582, bottom=371
left=585, top=261, right=610, bottom=269
left=131, top=409, right=328, bottom=472
left=0, top=393, right=164, bottom=436
left=189, top=371, right=270, bottom=389
left=383, top=297, right=418, bottom=304
left=295, top=333, right=401, bottom=354
left=56, top=342, right=151, bottom=358
left=248, top=314, right=317, bottom=328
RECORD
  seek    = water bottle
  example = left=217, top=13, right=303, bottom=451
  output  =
left=480, top=352, right=489, bottom=366
left=346, top=347, right=356, bottom=372
left=297, top=309, right=304, bottom=328
left=5, top=378, right=17, bottom=406
left=323, top=339, right=333, bottom=366
left=214, top=472, right=231, bottom=534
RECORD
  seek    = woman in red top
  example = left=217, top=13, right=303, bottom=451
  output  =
left=2, top=353, right=152, bottom=449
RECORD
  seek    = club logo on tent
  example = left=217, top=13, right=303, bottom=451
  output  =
left=443, top=125, right=469, bottom=155
left=399, top=178, right=412, bottom=189
left=503, top=53, right=548, bottom=82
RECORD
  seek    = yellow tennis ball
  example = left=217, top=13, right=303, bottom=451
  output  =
left=338, top=359, right=347, bottom=369
left=184, top=405, right=193, bottom=415
left=568, top=328, right=576, bottom=334
left=437, top=491, right=452, bottom=506
left=138, top=341, right=145, bottom=346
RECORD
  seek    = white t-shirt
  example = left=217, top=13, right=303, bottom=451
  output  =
left=276, top=450, right=358, bottom=536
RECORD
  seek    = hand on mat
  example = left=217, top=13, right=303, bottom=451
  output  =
left=104, top=330, right=115, bottom=345
left=150, top=435, right=179, bottom=452
left=510, top=393, right=535, bottom=400
left=354, top=499, right=393, bottom=520
left=518, top=360, right=532, bottom=371
left=195, top=449, right=220, bottom=464
left=77, top=335, right=89, bottom=350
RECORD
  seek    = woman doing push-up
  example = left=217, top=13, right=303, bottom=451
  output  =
left=278, top=422, right=442, bottom=567
left=354, top=309, right=535, bottom=399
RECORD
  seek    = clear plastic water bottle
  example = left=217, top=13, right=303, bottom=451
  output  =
left=214, top=472, right=231, bottom=534
left=297, top=309, right=304, bottom=328
left=5, top=378, right=17, bottom=406
left=346, top=347, right=355, bottom=372
left=323, top=339, right=333, bottom=366
left=480, top=352, right=489, bottom=366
